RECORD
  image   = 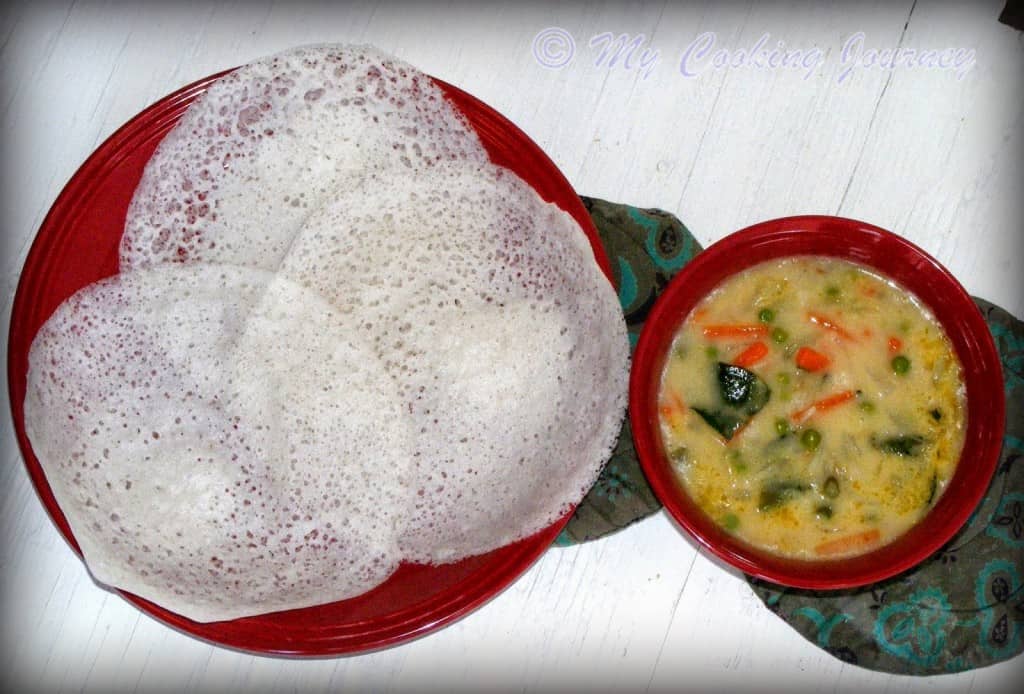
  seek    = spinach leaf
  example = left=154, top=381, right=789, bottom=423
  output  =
left=692, top=363, right=772, bottom=440
left=717, top=362, right=771, bottom=414
left=873, top=434, right=925, bottom=457
left=693, top=408, right=745, bottom=440
left=758, top=480, right=808, bottom=511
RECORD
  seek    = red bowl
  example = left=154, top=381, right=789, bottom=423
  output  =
left=629, top=216, right=1005, bottom=589
left=7, top=70, right=611, bottom=654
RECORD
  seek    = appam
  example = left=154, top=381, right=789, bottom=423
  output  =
left=121, top=44, right=487, bottom=270
left=277, top=161, right=628, bottom=562
left=25, top=265, right=413, bottom=622
left=22, top=44, right=629, bottom=625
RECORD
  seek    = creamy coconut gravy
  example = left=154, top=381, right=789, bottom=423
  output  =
left=658, top=257, right=965, bottom=559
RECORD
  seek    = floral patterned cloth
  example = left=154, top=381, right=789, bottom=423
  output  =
left=558, top=197, right=1024, bottom=675
left=750, top=298, right=1024, bottom=675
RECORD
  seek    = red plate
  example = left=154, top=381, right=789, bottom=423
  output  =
left=7, top=69, right=612, bottom=655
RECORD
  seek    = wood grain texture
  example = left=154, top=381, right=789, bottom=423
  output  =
left=2, top=1, right=1021, bottom=692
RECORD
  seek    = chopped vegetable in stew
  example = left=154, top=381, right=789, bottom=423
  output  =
left=658, top=257, right=966, bottom=559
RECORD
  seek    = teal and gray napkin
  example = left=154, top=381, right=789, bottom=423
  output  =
left=558, top=196, right=1023, bottom=675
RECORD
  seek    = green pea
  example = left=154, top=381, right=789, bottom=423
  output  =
left=800, top=429, right=822, bottom=451
left=723, top=513, right=740, bottom=531
left=771, top=327, right=789, bottom=344
left=758, top=308, right=775, bottom=323
left=729, top=450, right=748, bottom=473
left=774, top=418, right=790, bottom=437
left=823, top=476, right=840, bottom=498
left=891, top=355, right=911, bottom=375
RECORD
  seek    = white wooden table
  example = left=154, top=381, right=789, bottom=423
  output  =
left=2, top=2, right=1021, bottom=691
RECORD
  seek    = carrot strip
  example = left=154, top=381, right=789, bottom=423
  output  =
left=668, top=391, right=686, bottom=414
left=702, top=324, right=770, bottom=339
left=733, top=341, right=769, bottom=368
left=807, top=312, right=856, bottom=341
left=795, top=346, right=830, bottom=372
left=814, top=529, right=882, bottom=556
left=888, top=336, right=903, bottom=354
left=789, top=389, right=855, bottom=424
left=729, top=419, right=752, bottom=441
left=660, top=390, right=687, bottom=428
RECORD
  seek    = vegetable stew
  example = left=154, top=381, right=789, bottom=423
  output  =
left=658, top=257, right=966, bottom=559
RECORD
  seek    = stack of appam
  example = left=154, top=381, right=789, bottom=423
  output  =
left=24, top=45, right=629, bottom=622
